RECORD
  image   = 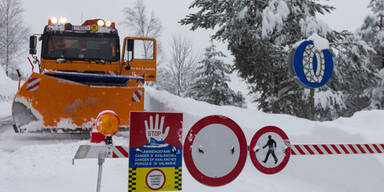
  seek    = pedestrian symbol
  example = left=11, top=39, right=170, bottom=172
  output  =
left=262, top=135, right=278, bottom=164
left=249, top=126, right=291, bottom=174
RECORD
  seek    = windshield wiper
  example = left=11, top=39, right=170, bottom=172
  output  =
left=83, top=58, right=106, bottom=64
left=56, top=57, right=67, bottom=63
left=56, top=57, right=73, bottom=63
left=95, top=59, right=105, bottom=64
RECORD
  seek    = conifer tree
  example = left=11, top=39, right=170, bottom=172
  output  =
left=187, top=43, right=245, bottom=107
left=181, top=0, right=337, bottom=119
left=181, top=0, right=378, bottom=120
left=359, top=0, right=384, bottom=68
left=358, top=0, right=384, bottom=110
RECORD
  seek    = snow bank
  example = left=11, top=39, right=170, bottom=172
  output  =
left=0, top=67, right=19, bottom=118
left=0, top=139, right=130, bottom=192
left=145, top=87, right=384, bottom=192
left=145, top=86, right=384, bottom=142
left=1, top=86, right=384, bottom=192
left=0, top=67, right=19, bottom=99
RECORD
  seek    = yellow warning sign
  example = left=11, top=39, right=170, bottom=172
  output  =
left=90, top=24, right=98, bottom=31
left=129, top=167, right=181, bottom=192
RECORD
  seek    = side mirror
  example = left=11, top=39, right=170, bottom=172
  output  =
left=127, top=39, right=134, bottom=52
left=29, top=36, right=37, bottom=55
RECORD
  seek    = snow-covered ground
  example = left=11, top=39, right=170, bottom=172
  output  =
left=1, top=73, right=384, bottom=192
left=0, top=67, right=18, bottom=118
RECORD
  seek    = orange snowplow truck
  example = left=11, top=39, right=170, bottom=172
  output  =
left=12, top=18, right=156, bottom=133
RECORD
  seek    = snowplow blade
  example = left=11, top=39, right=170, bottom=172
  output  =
left=12, top=71, right=144, bottom=133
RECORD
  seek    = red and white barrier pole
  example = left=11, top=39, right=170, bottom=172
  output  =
left=291, top=144, right=384, bottom=155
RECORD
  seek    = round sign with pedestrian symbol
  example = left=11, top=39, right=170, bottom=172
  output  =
left=249, top=126, right=291, bottom=174
left=184, top=115, right=247, bottom=186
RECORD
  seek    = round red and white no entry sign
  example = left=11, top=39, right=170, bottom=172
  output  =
left=249, top=126, right=291, bottom=174
left=184, top=115, right=247, bottom=186
left=145, top=169, right=166, bottom=190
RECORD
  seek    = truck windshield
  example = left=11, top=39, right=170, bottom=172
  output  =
left=42, top=34, right=119, bottom=62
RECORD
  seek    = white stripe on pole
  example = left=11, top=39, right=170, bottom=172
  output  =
left=360, top=144, right=370, bottom=153
left=112, top=147, right=125, bottom=157
left=26, top=78, right=41, bottom=89
left=335, top=145, right=345, bottom=154
left=307, top=145, right=317, bottom=154
left=292, top=145, right=301, bottom=155
left=132, top=92, right=140, bottom=102
left=300, top=145, right=310, bottom=154
left=318, top=145, right=327, bottom=154
left=378, top=144, right=384, bottom=152
left=326, top=144, right=337, bottom=154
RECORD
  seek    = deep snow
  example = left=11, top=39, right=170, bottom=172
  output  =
left=1, top=77, right=384, bottom=191
left=0, top=67, right=18, bottom=118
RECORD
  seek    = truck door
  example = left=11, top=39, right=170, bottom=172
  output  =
left=121, top=37, right=156, bottom=81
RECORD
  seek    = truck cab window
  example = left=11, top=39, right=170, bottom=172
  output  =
left=43, top=33, right=119, bottom=62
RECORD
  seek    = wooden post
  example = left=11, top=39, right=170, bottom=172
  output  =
left=310, top=88, right=315, bottom=120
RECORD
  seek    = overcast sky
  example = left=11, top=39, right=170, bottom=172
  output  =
left=317, top=0, right=372, bottom=32
left=20, top=0, right=373, bottom=77
left=23, top=0, right=212, bottom=61
left=22, top=0, right=372, bottom=63
left=19, top=0, right=373, bottom=105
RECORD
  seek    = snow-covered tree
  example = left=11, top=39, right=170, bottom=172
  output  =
left=157, top=35, right=198, bottom=96
left=121, top=0, right=163, bottom=65
left=368, top=0, right=384, bottom=16
left=369, top=69, right=384, bottom=109
left=358, top=0, right=384, bottom=110
left=181, top=0, right=379, bottom=120
left=329, top=32, right=377, bottom=117
left=181, top=0, right=337, bottom=118
left=359, top=0, right=384, bottom=68
left=0, top=0, right=29, bottom=78
left=186, top=43, right=245, bottom=107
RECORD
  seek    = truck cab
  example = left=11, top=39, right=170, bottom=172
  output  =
left=30, top=18, right=157, bottom=81
left=12, top=18, right=157, bottom=133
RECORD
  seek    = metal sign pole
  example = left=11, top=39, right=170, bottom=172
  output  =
left=96, top=152, right=106, bottom=192
left=73, top=143, right=129, bottom=191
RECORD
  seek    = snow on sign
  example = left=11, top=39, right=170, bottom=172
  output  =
left=184, top=115, right=247, bottom=187
left=129, top=112, right=183, bottom=192
left=249, top=126, right=291, bottom=174
left=291, top=37, right=333, bottom=88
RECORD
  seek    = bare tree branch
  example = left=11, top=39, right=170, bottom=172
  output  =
left=0, top=0, right=29, bottom=78
left=121, top=0, right=163, bottom=65
left=157, top=35, right=198, bottom=96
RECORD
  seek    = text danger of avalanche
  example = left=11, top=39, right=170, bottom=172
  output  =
left=134, top=153, right=177, bottom=166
